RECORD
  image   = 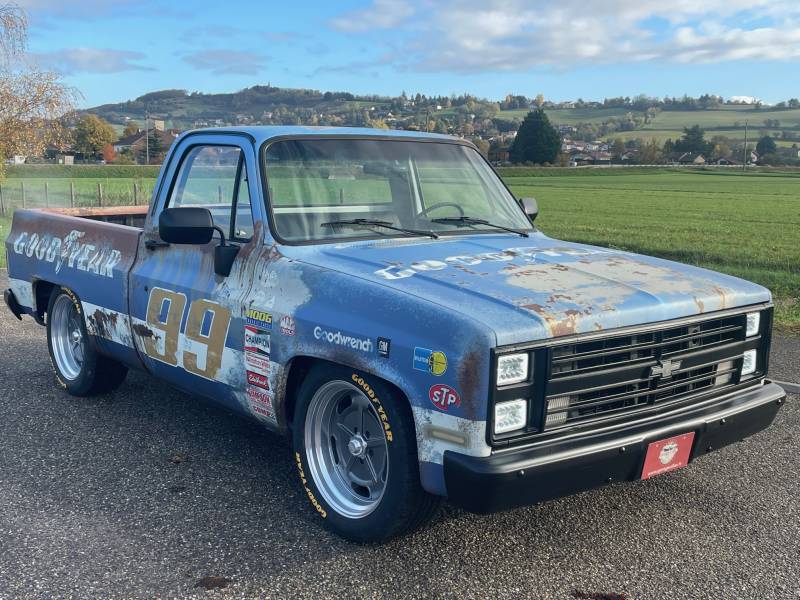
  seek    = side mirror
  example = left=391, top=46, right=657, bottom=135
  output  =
left=159, top=207, right=215, bottom=244
left=519, top=197, right=538, bottom=222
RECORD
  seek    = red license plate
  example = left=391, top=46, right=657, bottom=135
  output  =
left=641, top=432, right=696, bottom=480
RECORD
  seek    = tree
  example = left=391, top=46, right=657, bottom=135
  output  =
left=146, top=128, right=164, bottom=164
left=509, top=109, right=561, bottom=164
left=756, top=135, right=777, bottom=157
left=637, top=139, right=662, bottom=164
left=471, top=137, right=489, bottom=158
left=101, top=143, right=116, bottom=162
left=122, top=121, right=140, bottom=137
left=674, top=125, right=713, bottom=155
left=0, top=3, right=74, bottom=172
left=611, top=138, right=625, bottom=159
left=73, top=114, right=116, bottom=158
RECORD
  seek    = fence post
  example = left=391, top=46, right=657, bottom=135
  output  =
left=44, top=182, right=49, bottom=208
left=97, top=182, right=103, bottom=207
left=0, top=183, right=4, bottom=217
left=70, top=182, right=75, bottom=208
left=21, top=181, right=26, bottom=209
left=133, top=181, right=139, bottom=205
left=218, top=185, right=222, bottom=203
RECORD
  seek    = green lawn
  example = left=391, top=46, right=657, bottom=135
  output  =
left=2, top=168, right=798, bottom=332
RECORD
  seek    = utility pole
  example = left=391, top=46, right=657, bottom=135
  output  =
left=145, top=108, right=150, bottom=165
left=742, top=120, right=748, bottom=172
left=426, top=108, right=430, bottom=133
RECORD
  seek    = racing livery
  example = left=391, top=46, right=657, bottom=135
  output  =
left=4, top=126, right=785, bottom=542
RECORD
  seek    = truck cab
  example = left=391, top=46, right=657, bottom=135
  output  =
left=4, top=126, right=785, bottom=542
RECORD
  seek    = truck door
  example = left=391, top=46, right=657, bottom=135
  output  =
left=129, top=133, right=269, bottom=418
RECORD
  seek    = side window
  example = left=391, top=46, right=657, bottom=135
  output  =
left=168, top=145, right=254, bottom=241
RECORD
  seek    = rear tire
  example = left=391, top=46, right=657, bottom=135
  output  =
left=292, top=363, right=442, bottom=543
left=46, top=287, right=128, bottom=396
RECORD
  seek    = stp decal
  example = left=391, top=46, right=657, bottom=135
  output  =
left=413, top=347, right=447, bottom=376
left=245, top=308, right=273, bottom=330
left=244, top=325, right=271, bottom=355
left=429, top=384, right=460, bottom=411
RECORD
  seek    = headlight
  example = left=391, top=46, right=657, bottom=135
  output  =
left=745, top=312, right=760, bottom=337
left=494, top=399, right=527, bottom=434
left=741, top=349, right=757, bottom=376
left=497, top=353, right=529, bottom=386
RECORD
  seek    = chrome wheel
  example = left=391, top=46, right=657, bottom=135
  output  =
left=50, top=294, right=85, bottom=381
left=304, top=380, right=389, bottom=518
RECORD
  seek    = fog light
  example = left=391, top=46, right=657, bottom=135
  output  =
left=745, top=312, right=760, bottom=337
left=741, top=349, right=757, bottom=376
left=497, top=353, right=529, bottom=386
left=545, top=395, right=571, bottom=429
left=494, top=399, right=527, bottom=434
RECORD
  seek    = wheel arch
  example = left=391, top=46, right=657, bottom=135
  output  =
left=280, top=355, right=414, bottom=436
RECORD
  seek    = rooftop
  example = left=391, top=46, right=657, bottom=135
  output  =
left=184, top=125, right=457, bottom=145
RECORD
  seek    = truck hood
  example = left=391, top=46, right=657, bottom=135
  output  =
left=287, top=232, right=771, bottom=345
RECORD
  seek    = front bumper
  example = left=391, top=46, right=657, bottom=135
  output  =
left=444, top=381, right=786, bottom=514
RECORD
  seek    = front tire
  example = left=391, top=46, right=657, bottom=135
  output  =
left=293, top=364, right=441, bottom=543
left=46, top=287, right=128, bottom=396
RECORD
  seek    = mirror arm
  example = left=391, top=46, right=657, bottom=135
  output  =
left=212, top=225, right=228, bottom=246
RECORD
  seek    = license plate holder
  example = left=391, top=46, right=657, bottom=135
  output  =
left=641, top=432, right=695, bottom=480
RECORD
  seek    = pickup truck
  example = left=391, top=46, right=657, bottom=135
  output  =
left=4, top=126, right=786, bottom=542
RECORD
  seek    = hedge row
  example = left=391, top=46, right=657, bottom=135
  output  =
left=3, top=165, right=161, bottom=179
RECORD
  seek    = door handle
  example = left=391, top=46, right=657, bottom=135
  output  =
left=145, top=239, right=170, bottom=250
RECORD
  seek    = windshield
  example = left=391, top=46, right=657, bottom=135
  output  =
left=263, top=138, right=532, bottom=243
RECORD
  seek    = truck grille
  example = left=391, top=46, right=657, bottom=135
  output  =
left=543, top=313, right=747, bottom=430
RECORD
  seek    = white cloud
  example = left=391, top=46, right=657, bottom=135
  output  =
left=182, top=50, right=268, bottom=76
left=329, top=0, right=800, bottom=71
left=330, top=0, right=415, bottom=33
left=32, top=48, right=153, bottom=74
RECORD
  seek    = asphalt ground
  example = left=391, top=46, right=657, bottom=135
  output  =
left=1, top=270, right=798, bottom=600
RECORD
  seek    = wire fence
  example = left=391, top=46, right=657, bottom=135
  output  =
left=0, top=179, right=157, bottom=216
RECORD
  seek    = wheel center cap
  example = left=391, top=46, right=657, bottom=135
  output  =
left=347, top=435, right=367, bottom=457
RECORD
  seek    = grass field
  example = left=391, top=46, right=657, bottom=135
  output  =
left=1, top=167, right=798, bottom=331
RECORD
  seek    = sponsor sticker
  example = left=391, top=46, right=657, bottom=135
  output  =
left=413, top=347, right=447, bottom=376
left=244, top=325, right=271, bottom=355
left=313, top=326, right=372, bottom=353
left=245, top=308, right=272, bottom=330
left=377, top=337, right=391, bottom=358
left=279, top=315, right=296, bottom=336
left=247, top=385, right=274, bottom=409
left=12, top=229, right=122, bottom=279
left=429, top=384, right=461, bottom=411
left=245, top=351, right=270, bottom=375
left=247, top=370, right=270, bottom=390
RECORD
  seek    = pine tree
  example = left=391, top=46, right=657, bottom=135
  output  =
left=509, top=109, right=561, bottom=164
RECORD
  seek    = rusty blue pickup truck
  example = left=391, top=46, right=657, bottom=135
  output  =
left=4, top=127, right=785, bottom=542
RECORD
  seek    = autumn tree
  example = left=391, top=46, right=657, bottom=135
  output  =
left=101, top=143, right=116, bottom=162
left=122, top=121, right=140, bottom=137
left=510, top=109, right=561, bottom=164
left=74, top=114, right=116, bottom=158
left=0, top=3, right=75, bottom=173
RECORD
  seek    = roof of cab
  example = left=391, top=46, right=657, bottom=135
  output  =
left=181, top=125, right=459, bottom=145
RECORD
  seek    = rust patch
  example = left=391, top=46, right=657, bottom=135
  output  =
left=456, top=348, right=484, bottom=420
left=132, top=323, right=156, bottom=338
left=89, top=308, right=118, bottom=339
left=711, top=286, right=728, bottom=309
left=694, top=296, right=705, bottom=313
left=594, top=321, right=603, bottom=330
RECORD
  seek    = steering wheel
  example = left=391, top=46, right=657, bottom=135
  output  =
left=416, top=202, right=465, bottom=219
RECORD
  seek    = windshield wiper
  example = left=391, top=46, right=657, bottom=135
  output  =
left=321, top=218, right=439, bottom=239
left=430, top=216, right=529, bottom=238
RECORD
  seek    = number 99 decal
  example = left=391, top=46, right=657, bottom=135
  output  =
left=142, top=288, right=232, bottom=380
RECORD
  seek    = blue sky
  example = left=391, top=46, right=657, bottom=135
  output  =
left=18, top=0, right=800, bottom=107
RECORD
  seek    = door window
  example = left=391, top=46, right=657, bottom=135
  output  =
left=168, top=145, right=254, bottom=241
